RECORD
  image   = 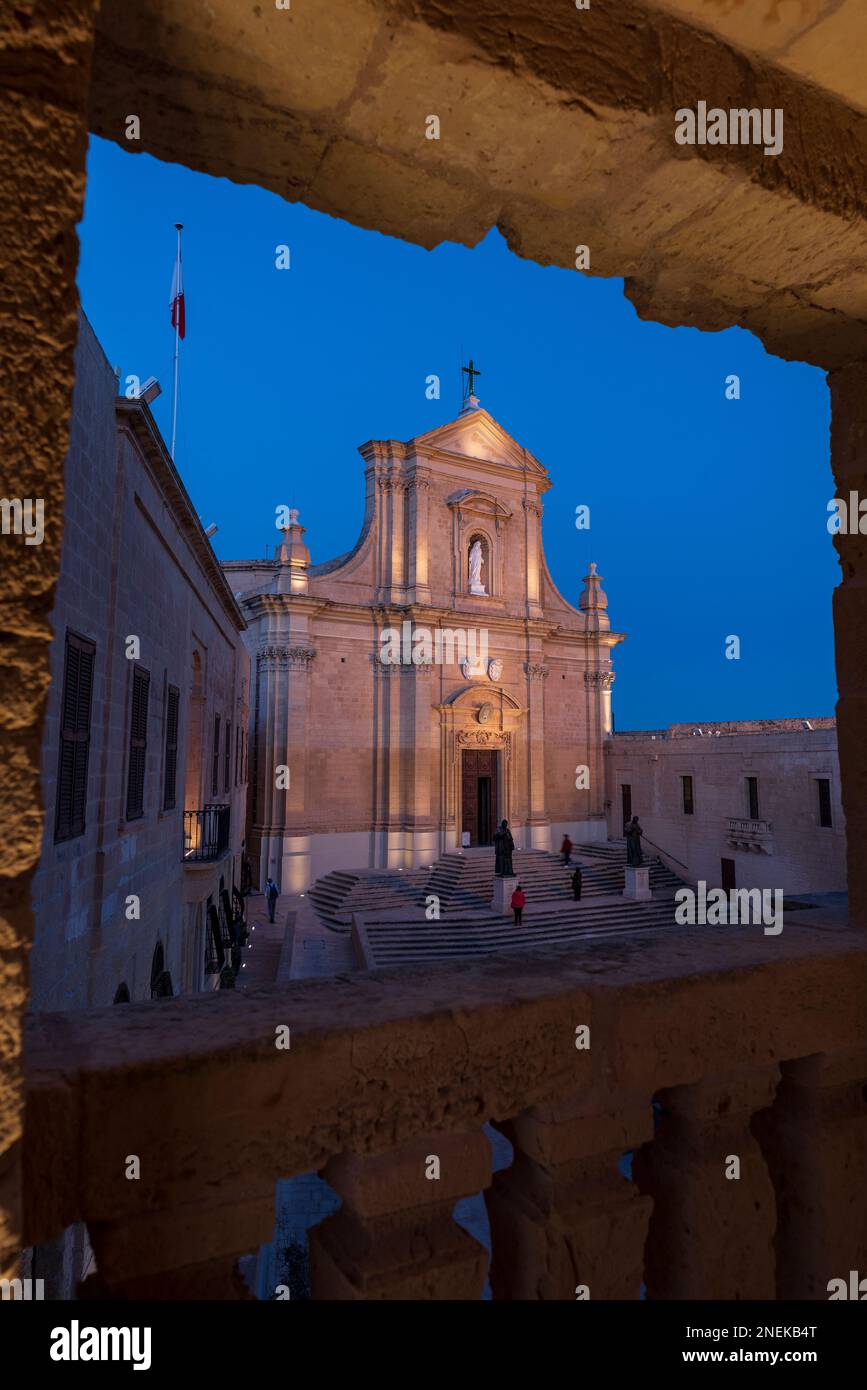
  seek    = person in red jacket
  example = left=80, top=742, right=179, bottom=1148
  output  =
left=511, top=884, right=526, bottom=926
left=561, top=834, right=573, bottom=865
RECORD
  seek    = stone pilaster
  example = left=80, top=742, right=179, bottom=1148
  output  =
left=255, top=642, right=316, bottom=892
left=408, top=659, right=437, bottom=865
left=633, top=1069, right=778, bottom=1299
left=522, top=497, right=543, bottom=619
left=309, top=1131, right=491, bottom=1300
left=407, top=470, right=432, bottom=605
left=486, top=1094, right=652, bottom=1299
left=523, top=660, right=550, bottom=847
left=584, top=669, right=615, bottom=818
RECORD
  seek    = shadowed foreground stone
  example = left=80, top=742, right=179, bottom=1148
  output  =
left=5, top=0, right=867, bottom=1283
left=22, top=924, right=867, bottom=1297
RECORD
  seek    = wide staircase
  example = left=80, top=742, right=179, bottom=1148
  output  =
left=308, top=866, right=430, bottom=931
left=306, top=840, right=686, bottom=965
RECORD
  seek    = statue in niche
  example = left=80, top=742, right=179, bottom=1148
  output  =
left=468, top=538, right=487, bottom=595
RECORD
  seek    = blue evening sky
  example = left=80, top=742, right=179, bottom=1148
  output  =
left=76, top=136, right=838, bottom=730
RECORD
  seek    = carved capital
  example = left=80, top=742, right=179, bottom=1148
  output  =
left=525, top=662, right=550, bottom=680
left=258, top=644, right=316, bottom=671
left=584, top=670, right=615, bottom=689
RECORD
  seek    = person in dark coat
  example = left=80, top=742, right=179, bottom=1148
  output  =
left=265, top=877, right=279, bottom=923
left=571, top=865, right=582, bottom=901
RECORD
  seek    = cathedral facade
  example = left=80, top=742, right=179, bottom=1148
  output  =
left=224, top=398, right=622, bottom=892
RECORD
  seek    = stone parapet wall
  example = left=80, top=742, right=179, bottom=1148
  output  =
left=22, top=924, right=867, bottom=1297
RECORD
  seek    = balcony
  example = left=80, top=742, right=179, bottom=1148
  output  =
left=183, top=804, right=230, bottom=863
left=22, top=923, right=867, bottom=1300
left=726, top=816, right=774, bottom=854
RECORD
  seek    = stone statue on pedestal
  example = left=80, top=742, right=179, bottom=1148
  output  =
left=494, top=819, right=514, bottom=877
left=625, top=816, right=644, bottom=867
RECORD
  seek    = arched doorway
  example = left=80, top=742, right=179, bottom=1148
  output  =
left=150, top=940, right=174, bottom=999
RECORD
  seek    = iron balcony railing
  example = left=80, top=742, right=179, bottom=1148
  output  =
left=183, top=803, right=230, bottom=862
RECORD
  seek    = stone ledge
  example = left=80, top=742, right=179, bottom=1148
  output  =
left=22, top=923, right=867, bottom=1245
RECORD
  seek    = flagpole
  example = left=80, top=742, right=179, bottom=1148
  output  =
left=170, top=222, right=183, bottom=460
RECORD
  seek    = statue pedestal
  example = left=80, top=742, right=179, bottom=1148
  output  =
left=468, top=582, right=487, bottom=596
left=623, top=866, right=651, bottom=901
left=492, top=875, right=519, bottom=916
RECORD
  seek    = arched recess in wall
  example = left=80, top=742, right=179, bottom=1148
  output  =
left=150, top=939, right=174, bottom=999
left=467, top=531, right=492, bottom=595
left=113, top=982, right=130, bottom=1004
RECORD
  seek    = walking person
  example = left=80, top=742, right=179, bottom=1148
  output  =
left=560, top=833, right=573, bottom=865
left=511, top=883, right=526, bottom=927
left=571, top=865, right=582, bottom=901
left=265, top=876, right=279, bottom=923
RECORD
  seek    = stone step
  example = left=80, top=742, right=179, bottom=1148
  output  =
left=357, top=898, right=678, bottom=967
left=308, top=843, right=686, bottom=933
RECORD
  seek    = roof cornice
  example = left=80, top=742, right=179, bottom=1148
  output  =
left=115, top=399, right=246, bottom=633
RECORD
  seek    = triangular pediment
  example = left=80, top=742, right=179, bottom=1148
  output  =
left=409, top=406, right=548, bottom=477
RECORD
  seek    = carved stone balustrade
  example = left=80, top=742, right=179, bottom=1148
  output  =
left=21, top=924, right=867, bottom=1299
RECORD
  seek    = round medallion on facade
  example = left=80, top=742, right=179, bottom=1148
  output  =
left=488, top=658, right=503, bottom=682
left=477, top=703, right=493, bottom=724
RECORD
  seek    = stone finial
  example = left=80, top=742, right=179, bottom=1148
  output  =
left=579, top=561, right=610, bottom=630
left=275, top=511, right=310, bottom=595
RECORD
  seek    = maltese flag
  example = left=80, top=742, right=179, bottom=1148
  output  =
left=170, top=239, right=185, bottom=339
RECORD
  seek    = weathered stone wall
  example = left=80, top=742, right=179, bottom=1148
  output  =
left=606, top=727, right=846, bottom=894
left=30, top=314, right=251, bottom=1014
left=0, top=0, right=101, bottom=1278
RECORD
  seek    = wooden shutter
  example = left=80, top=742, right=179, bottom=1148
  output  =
left=163, top=684, right=180, bottom=810
left=126, top=667, right=150, bottom=820
left=55, top=631, right=95, bottom=842
left=212, top=715, right=220, bottom=797
left=224, top=719, right=231, bottom=794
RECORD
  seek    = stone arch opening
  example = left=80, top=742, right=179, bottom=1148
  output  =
left=5, top=0, right=867, bottom=1276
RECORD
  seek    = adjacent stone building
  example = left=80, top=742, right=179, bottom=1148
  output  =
left=605, top=719, right=845, bottom=895
left=225, top=395, right=621, bottom=891
left=29, top=313, right=250, bottom=1014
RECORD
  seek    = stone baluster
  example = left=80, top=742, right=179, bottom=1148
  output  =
left=485, top=1093, right=653, bottom=1299
left=78, top=1187, right=277, bottom=1299
left=753, top=1048, right=867, bottom=1299
left=633, top=1068, right=778, bottom=1299
left=309, top=1130, right=491, bottom=1299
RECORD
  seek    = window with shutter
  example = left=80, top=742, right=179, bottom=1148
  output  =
left=163, top=684, right=180, bottom=810
left=126, top=667, right=150, bottom=820
left=212, top=715, right=220, bottom=797
left=55, top=631, right=95, bottom=842
left=224, top=719, right=231, bottom=794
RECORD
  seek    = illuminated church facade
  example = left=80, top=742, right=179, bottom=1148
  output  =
left=224, top=395, right=621, bottom=891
